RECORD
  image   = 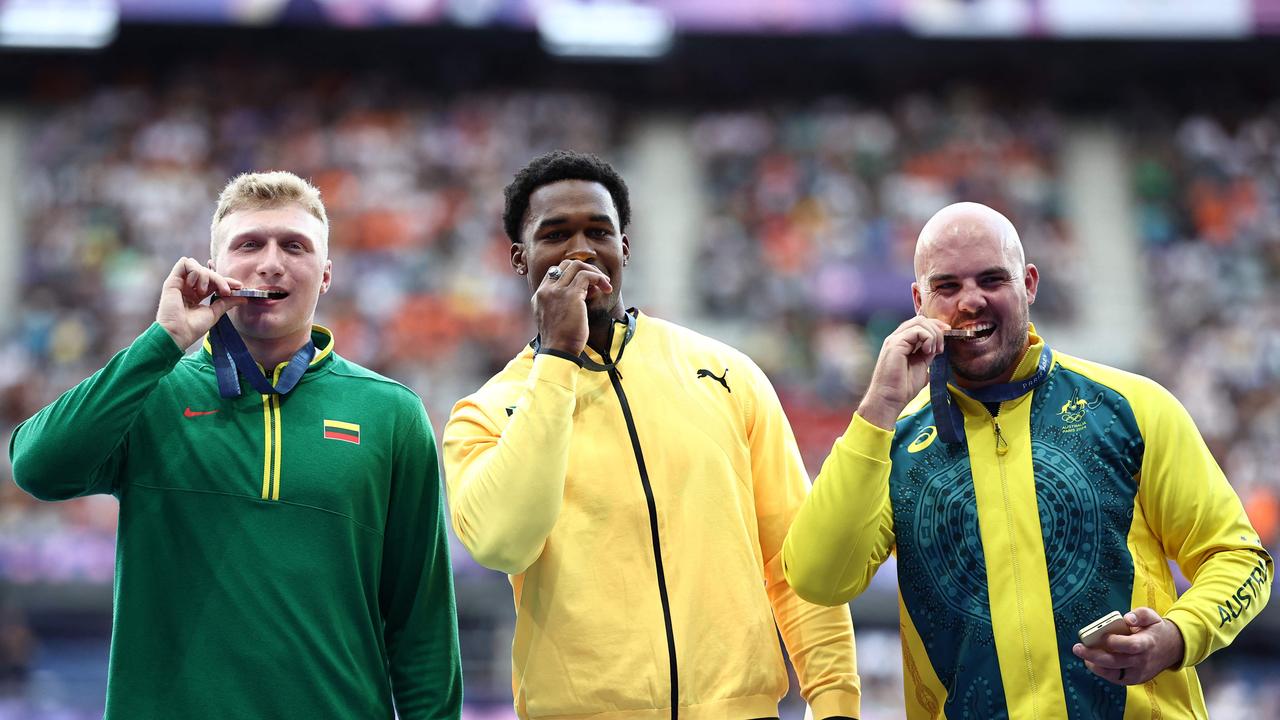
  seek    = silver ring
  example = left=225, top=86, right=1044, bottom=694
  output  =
left=548, top=267, right=563, bottom=281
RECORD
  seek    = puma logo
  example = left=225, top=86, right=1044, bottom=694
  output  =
left=697, top=368, right=731, bottom=393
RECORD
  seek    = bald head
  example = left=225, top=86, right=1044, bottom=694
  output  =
left=914, top=202, right=1025, bottom=282
left=910, top=201, right=1040, bottom=386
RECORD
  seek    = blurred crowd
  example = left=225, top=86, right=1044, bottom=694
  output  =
left=0, top=76, right=1095, bottom=584
left=0, top=65, right=620, bottom=589
left=0, top=66, right=1277, bottom=715
left=690, top=92, right=1077, bottom=468
left=1131, top=108, right=1280, bottom=553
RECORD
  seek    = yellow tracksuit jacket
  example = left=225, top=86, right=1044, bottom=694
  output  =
left=443, top=312, right=860, bottom=720
left=782, top=332, right=1272, bottom=719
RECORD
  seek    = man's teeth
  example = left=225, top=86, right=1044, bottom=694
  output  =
left=945, top=323, right=996, bottom=339
left=230, top=289, right=288, bottom=299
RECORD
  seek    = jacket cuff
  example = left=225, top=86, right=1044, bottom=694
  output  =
left=531, top=352, right=580, bottom=391
left=1162, top=607, right=1203, bottom=669
left=141, top=322, right=186, bottom=362
left=840, top=412, right=894, bottom=462
left=809, top=688, right=861, bottom=720
left=536, top=347, right=584, bottom=367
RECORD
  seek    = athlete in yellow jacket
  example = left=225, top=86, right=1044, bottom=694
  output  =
left=783, top=202, right=1271, bottom=719
left=444, top=151, right=859, bottom=720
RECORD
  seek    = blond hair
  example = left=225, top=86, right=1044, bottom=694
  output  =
left=209, top=171, right=329, bottom=256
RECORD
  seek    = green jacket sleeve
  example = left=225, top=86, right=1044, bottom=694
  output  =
left=9, top=323, right=183, bottom=501
left=782, top=413, right=897, bottom=607
left=441, top=353, right=579, bottom=574
left=1131, top=380, right=1273, bottom=668
left=381, top=400, right=463, bottom=719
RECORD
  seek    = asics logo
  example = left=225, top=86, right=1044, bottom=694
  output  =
left=908, top=426, right=937, bottom=453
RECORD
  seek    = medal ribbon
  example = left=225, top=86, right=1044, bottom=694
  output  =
left=209, top=313, right=314, bottom=398
left=929, top=344, right=1052, bottom=444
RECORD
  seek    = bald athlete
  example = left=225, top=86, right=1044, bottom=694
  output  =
left=781, top=203, right=1271, bottom=719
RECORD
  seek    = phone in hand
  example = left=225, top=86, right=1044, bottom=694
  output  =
left=1078, top=611, right=1130, bottom=648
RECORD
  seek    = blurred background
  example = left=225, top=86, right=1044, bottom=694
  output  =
left=0, top=0, right=1277, bottom=717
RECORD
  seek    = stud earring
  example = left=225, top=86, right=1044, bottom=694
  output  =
left=516, top=267, right=527, bottom=275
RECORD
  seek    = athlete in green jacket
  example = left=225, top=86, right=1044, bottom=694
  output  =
left=9, top=172, right=462, bottom=719
left=783, top=202, right=1271, bottom=719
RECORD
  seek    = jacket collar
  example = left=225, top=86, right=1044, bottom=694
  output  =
left=581, top=309, right=640, bottom=366
left=200, top=324, right=336, bottom=376
left=946, top=322, right=1052, bottom=416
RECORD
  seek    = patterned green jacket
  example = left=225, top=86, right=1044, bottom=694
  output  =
left=785, top=329, right=1272, bottom=719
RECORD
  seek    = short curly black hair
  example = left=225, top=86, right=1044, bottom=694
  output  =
left=503, top=150, right=631, bottom=243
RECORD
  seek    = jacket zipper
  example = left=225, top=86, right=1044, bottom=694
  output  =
left=606, top=364, right=679, bottom=719
left=991, top=408, right=1038, bottom=717
left=261, top=393, right=282, bottom=500
left=260, top=365, right=285, bottom=501
left=992, top=417, right=1009, bottom=456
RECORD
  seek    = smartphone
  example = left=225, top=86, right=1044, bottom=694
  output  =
left=1078, top=611, right=1129, bottom=648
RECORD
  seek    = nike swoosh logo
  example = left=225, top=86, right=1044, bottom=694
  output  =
left=184, top=407, right=219, bottom=418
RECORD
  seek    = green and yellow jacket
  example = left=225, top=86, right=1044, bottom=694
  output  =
left=10, top=322, right=462, bottom=719
left=783, top=330, right=1271, bottom=719
left=443, top=312, right=860, bottom=720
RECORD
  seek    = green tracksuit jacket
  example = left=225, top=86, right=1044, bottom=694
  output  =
left=9, top=322, right=462, bottom=719
left=783, top=329, right=1272, bottom=719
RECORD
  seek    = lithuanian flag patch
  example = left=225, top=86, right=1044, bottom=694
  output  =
left=323, top=419, right=361, bottom=445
